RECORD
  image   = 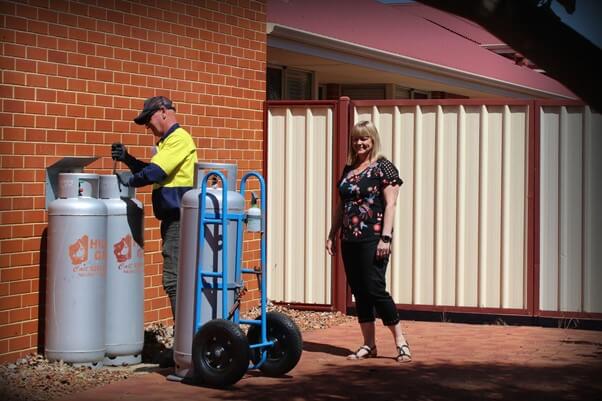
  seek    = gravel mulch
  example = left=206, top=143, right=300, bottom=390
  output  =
left=242, top=304, right=354, bottom=332
left=0, top=305, right=354, bottom=401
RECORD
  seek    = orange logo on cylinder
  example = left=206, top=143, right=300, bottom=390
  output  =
left=113, top=234, right=132, bottom=263
left=69, top=235, right=89, bottom=265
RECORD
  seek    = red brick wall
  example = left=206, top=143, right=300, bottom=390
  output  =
left=0, top=0, right=266, bottom=363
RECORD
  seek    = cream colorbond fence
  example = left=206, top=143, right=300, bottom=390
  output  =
left=538, top=104, right=602, bottom=315
left=266, top=104, right=335, bottom=305
left=266, top=99, right=602, bottom=319
left=353, top=102, right=529, bottom=311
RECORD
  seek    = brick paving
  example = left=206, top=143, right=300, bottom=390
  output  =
left=62, top=320, right=602, bottom=401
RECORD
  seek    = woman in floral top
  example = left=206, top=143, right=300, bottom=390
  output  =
left=326, top=120, right=411, bottom=363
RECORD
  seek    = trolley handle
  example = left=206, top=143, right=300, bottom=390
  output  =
left=239, top=172, right=268, bottom=348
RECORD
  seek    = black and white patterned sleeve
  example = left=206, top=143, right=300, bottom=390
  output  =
left=379, top=159, right=403, bottom=187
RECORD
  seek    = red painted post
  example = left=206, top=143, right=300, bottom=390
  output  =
left=332, top=96, right=350, bottom=313
left=528, top=101, right=539, bottom=317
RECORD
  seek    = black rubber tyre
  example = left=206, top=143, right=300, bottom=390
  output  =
left=192, top=319, right=249, bottom=388
left=247, top=311, right=303, bottom=376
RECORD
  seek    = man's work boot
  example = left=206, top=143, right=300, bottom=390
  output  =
left=158, top=348, right=175, bottom=368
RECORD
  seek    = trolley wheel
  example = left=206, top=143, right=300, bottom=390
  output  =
left=192, top=319, right=249, bottom=388
left=247, top=311, right=303, bottom=376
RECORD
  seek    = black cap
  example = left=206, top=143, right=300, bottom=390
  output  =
left=133, top=96, right=175, bottom=125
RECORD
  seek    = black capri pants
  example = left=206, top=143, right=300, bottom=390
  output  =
left=341, top=240, right=400, bottom=326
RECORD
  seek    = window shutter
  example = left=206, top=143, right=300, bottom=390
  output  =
left=285, top=69, right=312, bottom=100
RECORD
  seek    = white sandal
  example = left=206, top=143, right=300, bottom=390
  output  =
left=396, top=343, right=412, bottom=363
left=347, top=344, right=377, bottom=360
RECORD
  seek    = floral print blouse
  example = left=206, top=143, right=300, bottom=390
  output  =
left=338, top=158, right=403, bottom=242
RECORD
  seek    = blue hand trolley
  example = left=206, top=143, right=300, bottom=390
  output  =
left=189, top=170, right=302, bottom=388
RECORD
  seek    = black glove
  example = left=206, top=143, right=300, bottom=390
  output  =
left=111, top=143, right=128, bottom=162
left=115, top=172, right=129, bottom=187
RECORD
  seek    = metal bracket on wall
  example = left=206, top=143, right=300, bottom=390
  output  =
left=45, top=157, right=98, bottom=209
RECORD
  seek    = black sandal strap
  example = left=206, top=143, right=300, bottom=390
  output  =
left=396, top=344, right=411, bottom=361
left=348, top=344, right=377, bottom=359
left=357, top=345, right=374, bottom=354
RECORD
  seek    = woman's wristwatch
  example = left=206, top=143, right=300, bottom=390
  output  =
left=381, top=234, right=392, bottom=243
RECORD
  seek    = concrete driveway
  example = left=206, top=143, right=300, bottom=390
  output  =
left=62, top=319, right=602, bottom=401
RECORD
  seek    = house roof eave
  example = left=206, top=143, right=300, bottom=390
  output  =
left=267, top=23, right=576, bottom=100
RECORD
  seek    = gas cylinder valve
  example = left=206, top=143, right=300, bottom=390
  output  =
left=246, top=192, right=261, bottom=232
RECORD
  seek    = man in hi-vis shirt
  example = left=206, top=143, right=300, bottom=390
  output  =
left=112, top=96, right=197, bottom=327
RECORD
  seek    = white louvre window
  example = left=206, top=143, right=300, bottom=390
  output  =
left=285, top=69, right=313, bottom=100
left=394, top=85, right=411, bottom=99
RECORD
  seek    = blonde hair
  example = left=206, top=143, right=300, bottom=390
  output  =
left=347, top=120, right=382, bottom=165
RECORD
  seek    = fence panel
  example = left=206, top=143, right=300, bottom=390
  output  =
left=539, top=104, right=602, bottom=315
left=353, top=101, right=529, bottom=312
left=266, top=104, right=335, bottom=305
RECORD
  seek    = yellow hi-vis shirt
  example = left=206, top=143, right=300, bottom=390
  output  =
left=150, top=126, right=197, bottom=220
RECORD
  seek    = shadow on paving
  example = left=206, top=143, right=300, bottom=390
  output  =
left=175, top=340, right=602, bottom=401
left=303, top=340, right=352, bottom=356
left=239, top=364, right=598, bottom=401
